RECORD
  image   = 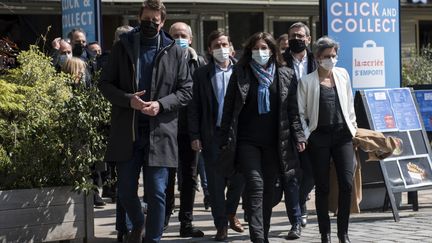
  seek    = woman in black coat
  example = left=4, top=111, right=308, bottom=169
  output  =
left=219, top=32, right=306, bottom=243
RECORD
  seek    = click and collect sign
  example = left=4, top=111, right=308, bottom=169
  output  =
left=322, top=0, right=401, bottom=89
left=62, top=0, right=101, bottom=42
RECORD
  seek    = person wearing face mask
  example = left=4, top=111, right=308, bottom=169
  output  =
left=188, top=30, right=245, bottom=241
left=67, top=28, right=97, bottom=85
left=165, top=21, right=206, bottom=238
left=51, top=38, right=72, bottom=71
left=98, top=0, right=193, bottom=242
left=219, top=32, right=306, bottom=243
left=297, top=36, right=357, bottom=243
left=281, top=22, right=317, bottom=236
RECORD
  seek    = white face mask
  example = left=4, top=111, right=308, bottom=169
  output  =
left=212, top=47, right=230, bottom=63
left=319, top=57, right=338, bottom=71
left=251, top=49, right=271, bottom=66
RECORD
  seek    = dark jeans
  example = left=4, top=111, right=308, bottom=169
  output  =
left=178, top=133, right=199, bottom=224
left=308, top=127, right=354, bottom=236
left=237, top=143, right=280, bottom=242
left=202, top=141, right=244, bottom=229
left=282, top=175, right=301, bottom=225
left=117, top=133, right=169, bottom=243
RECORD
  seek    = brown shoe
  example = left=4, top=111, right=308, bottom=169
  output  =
left=215, top=226, right=228, bottom=241
left=228, top=214, right=244, bottom=233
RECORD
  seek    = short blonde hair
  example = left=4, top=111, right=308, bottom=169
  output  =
left=61, top=57, right=87, bottom=84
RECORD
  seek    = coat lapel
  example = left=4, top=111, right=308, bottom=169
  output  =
left=204, top=64, right=218, bottom=119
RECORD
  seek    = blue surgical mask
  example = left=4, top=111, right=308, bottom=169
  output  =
left=175, top=38, right=189, bottom=49
left=251, top=49, right=271, bottom=66
left=58, top=53, right=71, bottom=67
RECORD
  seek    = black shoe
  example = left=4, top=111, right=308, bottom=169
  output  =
left=203, top=195, right=210, bottom=210
left=180, top=224, right=204, bottom=237
left=321, top=233, right=331, bottom=243
left=286, top=223, right=301, bottom=240
left=93, top=193, right=106, bottom=206
left=338, top=234, right=351, bottom=243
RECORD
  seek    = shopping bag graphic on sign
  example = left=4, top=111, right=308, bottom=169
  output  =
left=352, top=40, right=386, bottom=88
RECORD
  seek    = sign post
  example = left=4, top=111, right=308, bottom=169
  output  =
left=62, top=0, right=101, bottom=43
left=322, top=0, right=401, bottom=89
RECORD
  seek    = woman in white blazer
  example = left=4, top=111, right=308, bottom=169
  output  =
left=297, top=36, right=357, bottom=243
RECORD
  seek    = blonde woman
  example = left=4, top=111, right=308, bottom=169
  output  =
left=61, top=57, right=89, bottom=86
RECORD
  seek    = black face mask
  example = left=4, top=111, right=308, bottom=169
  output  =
left=140, top=20, right=159, bottom=39
left=72, top=43, right=85, bottom=57
left=289, top=39, right=307, bottom=53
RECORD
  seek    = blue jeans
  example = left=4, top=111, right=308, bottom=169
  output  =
left=282, top=176, right=301, bottom=225
left=202, top=141, right=244, bottom=229
left=143, top=166, right=169, bottom=243
left=117, top=134, right=169, bottom=243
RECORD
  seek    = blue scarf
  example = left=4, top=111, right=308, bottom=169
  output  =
left=249, top=60, right=275, bottom=114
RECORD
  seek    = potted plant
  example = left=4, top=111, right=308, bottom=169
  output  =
left=0, top=45, right=110, bottom=242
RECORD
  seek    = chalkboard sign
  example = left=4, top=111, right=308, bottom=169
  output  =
left=355, top=88, right=432, bottom=221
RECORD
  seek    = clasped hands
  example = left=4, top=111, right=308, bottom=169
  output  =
left=130, top=90, right=160, bottom=116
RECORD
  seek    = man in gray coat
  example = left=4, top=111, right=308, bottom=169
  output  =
left=98, top=1, right=192, bottom=242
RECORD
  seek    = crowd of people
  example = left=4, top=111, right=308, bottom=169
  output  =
left=51, top=0, right=357, bottom=243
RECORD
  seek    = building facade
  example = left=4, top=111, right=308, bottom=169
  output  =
left=0, top=0, right=431, bottom=58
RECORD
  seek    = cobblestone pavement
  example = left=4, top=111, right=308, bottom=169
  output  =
left=92, top=189, right=432, bottom=243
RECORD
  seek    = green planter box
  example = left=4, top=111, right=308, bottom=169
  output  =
left=0, top=187, right=94, bottom=243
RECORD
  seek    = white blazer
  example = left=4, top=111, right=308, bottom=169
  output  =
left=297, top=67, right=357, bottom=139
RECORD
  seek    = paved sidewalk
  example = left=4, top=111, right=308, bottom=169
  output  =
left=92, top=188, right=432, bottom=243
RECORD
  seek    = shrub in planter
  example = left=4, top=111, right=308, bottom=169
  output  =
left=0, top=45, right=110, bottom=191
left=0, top=45, right=110, bottom=242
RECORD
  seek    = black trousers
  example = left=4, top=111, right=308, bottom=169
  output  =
left=308, top=127, right=354, bottom=236
left=177, top=133, right=199, bottom=224
left=164, top=168, right=176, bottom=226
left=299, top=149, right=314, bottom=210
left=237, top=143, right=280, bottom=242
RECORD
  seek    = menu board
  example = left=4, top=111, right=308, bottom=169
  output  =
left=388, top=89, right=422, bottom=131
left=364, top=88, right=422, bottom=132
left=364, top=90, right=397, bottom=131
left=414, top=90, right=432, bottom=132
